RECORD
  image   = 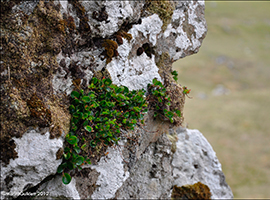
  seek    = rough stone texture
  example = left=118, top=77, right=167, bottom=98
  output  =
left=172, top=127, right=234, bottom=199
left=37, top=175, right=80, bottom=200
left=0, top=129, right=63, bottom=199
left=0, top=0, right=233, bottom=199
left=89, top=142, right=129, bottom=199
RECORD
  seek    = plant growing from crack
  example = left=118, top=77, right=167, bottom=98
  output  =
left=147, top=78, right=181, bottom=123
left=172, top=70, right=178, bottom=81
left=57, top=77, right=148, bottom=184
left=183, top=86, right=192, bottom=99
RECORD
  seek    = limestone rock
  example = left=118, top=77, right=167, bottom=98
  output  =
left=0, top=129, right=63, bottom=199
left=172, top=128, right=234, bottom=199
left=0, top=0, right=232, bottom=199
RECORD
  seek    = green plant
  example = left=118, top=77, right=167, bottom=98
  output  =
left=183, top=86, right=192, bottom=99
left=58, top=77, right=148, bottom=184
left=147, top=78, right=181, bottom=123
left=172, top=70, right=178, bottom=81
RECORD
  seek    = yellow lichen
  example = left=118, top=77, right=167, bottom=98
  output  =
left=171, top=182, right=212, bottom=200
left=145, top=0, right=175, bottom=31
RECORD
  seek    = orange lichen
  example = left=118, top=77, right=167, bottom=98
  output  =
left=171, top=182, right=212, bottom=200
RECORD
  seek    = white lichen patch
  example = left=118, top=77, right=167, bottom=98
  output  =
left=0, top=129, right=63, bottom=198
left=130, top=14, right=163, bottom=46
left=161, top=1, right=207, bottom=61
left=90, top=143, right=129, bottom=199
left=38, top=175, right=80, bottom=200
left=52, top=70, right=73, bottom=95
left=107, top=38, right=161, bottom=91
left=107, top=14, right=164, bottom=91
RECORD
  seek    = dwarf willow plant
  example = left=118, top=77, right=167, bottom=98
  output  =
left=172, top=70, right=178, bottom=81
left=58, top=77, right=148, bottom=184
left=147, top=78, right=181, bottom=123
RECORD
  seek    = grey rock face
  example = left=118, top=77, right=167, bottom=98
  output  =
left=0, top=129, right=63, bottom=199
left=0, top=0, right=233, bottom=199
left=172, top=128, right=234, bottom=199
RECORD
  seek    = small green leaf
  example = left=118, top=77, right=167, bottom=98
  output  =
left=116, top=87, right=124, bottom=94
left=62, top=173, right=72, bottom=185
left=175, top=110, right=181, bottom=117
left=123, top=86, right=129, bottom=94
left=124, top=112, right=129, bottom=118
left=131, top=119, right=137, bottom=124
left=85, top=158, right=91, bottom=164
left=67, top=135, right=77, bottom=145
left=81, top=143, right=87, bottom=151
left=64, top=147, right=70, bottom=153
left=172, top=70, right=178, bottom=75
left=166, top=102, right=171, bottom=106
left=82, top=113, right=89, bottom=120
left=104, top=78, right=112, bottom=86
left=57, top=163, right=67, bottom=173
left=69, top=105, right=75, bottom=113
left=118, top=94, right=126, bottom=100
left=82, top=96, right=91, bottom=103
left=71, top=91, right=80, bottom=99
left=133, top=107, right=141, bottom=112
left=91, top=77, right=98, bottom=84
left=75, top=156, right=84, bottom=166
left=90, top=140, right=96, bottom=148
left=84, top=125, right=93, bottom=132
left=83, top=119, right=89, bottom=127
left=67, top=161, right=75, bottom=170
left=74, top=145, right=81, bottom=154
left=63, top=152, right=71, bottom=160
left=153, top=78, right=158, bottom=85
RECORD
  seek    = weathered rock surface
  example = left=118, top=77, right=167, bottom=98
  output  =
left=172, top=128, right=233, bottom=199
left=33, top=127, right=233, bottom=199
left=0, top=129, right=63, bottom=199
left=0, top=0, right=233, bottom=199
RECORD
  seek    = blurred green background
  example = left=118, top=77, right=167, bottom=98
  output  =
left=173, top=1, right=270, bottom=198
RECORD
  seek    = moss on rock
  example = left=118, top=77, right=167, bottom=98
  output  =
left=144, top=0, right=175, bottom=31
left=171, top=182, right=212, bottom=200
left=155, top=52, right=185, bottom=126
left=0, top=0, right=70, bottom=165
left=102, top=39, right=119, bottom=64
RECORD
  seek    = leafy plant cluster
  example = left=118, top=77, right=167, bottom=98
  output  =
left=172, top=70, right=178, bottom=81
left=147, top=78, right=181, bottom=123
left=58, top=77, right=148, bottom=184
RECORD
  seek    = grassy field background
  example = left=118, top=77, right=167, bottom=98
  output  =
left=173, top=2, right=270, bottom=198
